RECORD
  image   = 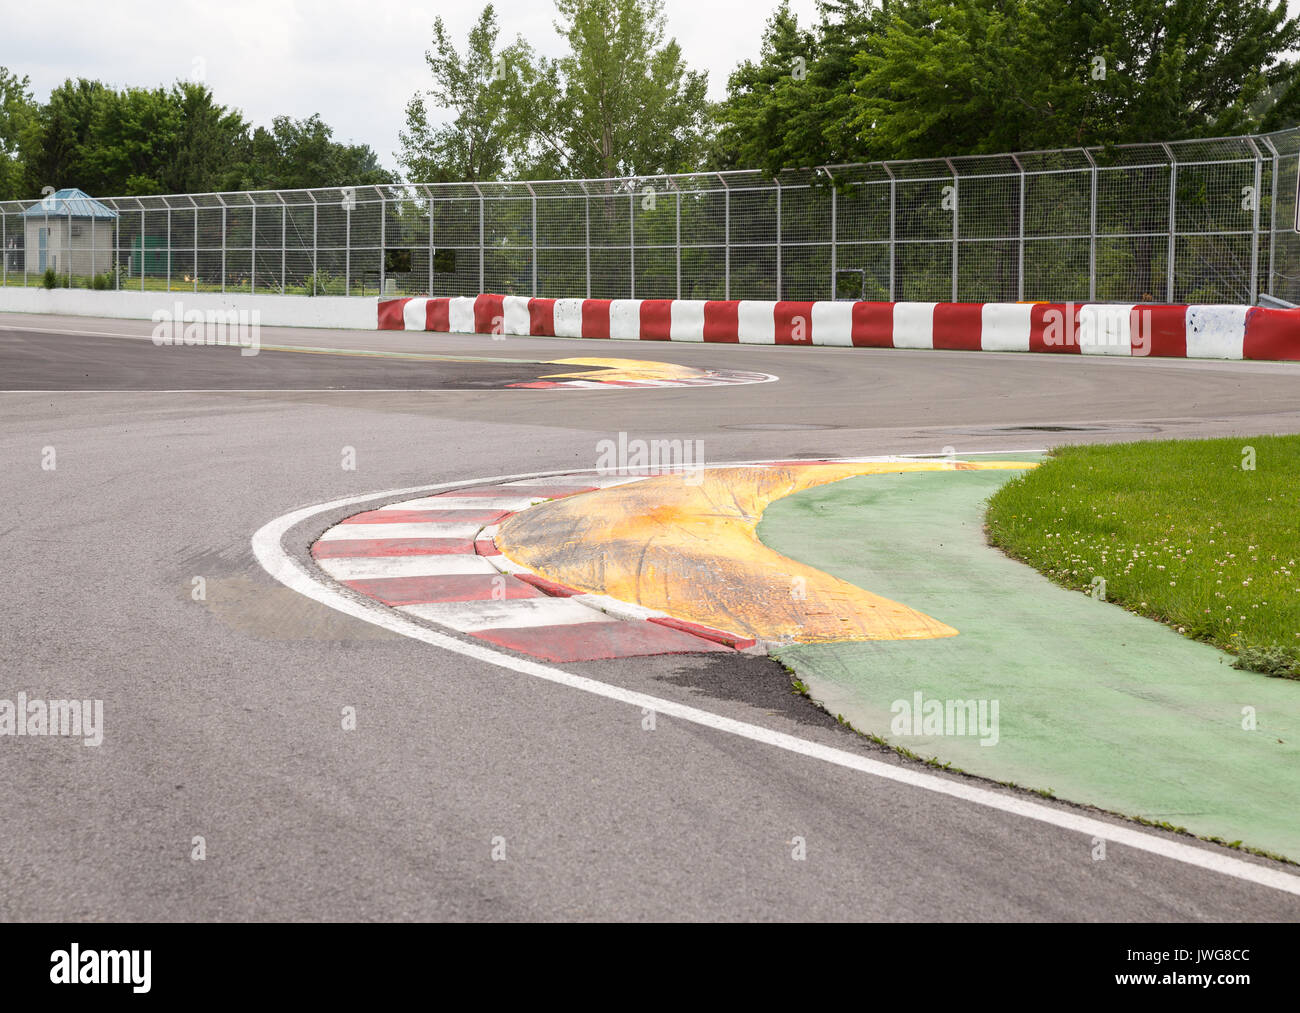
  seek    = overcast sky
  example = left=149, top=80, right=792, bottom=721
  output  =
left=6, top=0, right=822, bottom=171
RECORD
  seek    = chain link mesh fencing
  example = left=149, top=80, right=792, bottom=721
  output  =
left=3, top=127, right=1298, bottom=305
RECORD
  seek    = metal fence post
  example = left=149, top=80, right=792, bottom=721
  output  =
left=476, top=185, right=485, bottom=295
left=311, top=194, right=318, bottom=296
left=1263, top=136, right=1280, bottom=297
left=774, top=177, right=782, bottom=301
left=673, top=181, right=681, bottom=300
left=582, top=181, right=591, bottom=299
left=629, top=185, right=635, bottom=299
left=827, top=170, right=837, bottom=300
left=2, top=206, right=6, bottom=288
left=884, top=163, right=896, bottom=301
left=166, top=206, right=171, bottom=292
left=279, top=194, right=287, bottom=294
left=345, top=204, right=351, bottom=297
left=141, top=208, right=146, bottom=292
left=219, top=199, right=226, bottom=292
left=1084, top=149, right=1097, bottom=301
left=427, top=195, right=435, bottom=296
left=1012, top=154, right=1025, bottom=302
left=1162, top=142, right=1176, bottom=302
left=251, top=202, right=257, bottom=294
left=192, top=200, right=198, bottom=293
left=378, top=190, right=385, bottom=297
left=530, top=184, right=538, bottom=297
left=946, top=158, right=958, bottom=302
left=721, top=174, right=730, bottom=301
left=1246, top=138, right=1263, bottom=304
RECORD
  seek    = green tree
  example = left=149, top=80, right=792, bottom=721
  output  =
left=166, top=83, right=250, bottom=193
left=531, top=0, right=711, bottom=178
left=0, top=68, right=37, bottom=201
left=712, top=0, right=878, bottom=174
left=241, top=114, right=391, bottom=190
left=403, top=0, right=712, bottom=182
left=397, top=5, right=533, bottom=182
left=849, top=0, right=1300, bottom=161
left=23, top=78, right=115, bottom=195
left=85, top=86, right=179, bottom=195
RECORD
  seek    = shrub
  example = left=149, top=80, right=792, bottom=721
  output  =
left=42, top=267, right=58, bottom=289
left=304, top=270, right=341, bottom=296
left=1233, top=646, right=1300, bottom=680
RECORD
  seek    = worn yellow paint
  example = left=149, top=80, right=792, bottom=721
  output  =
left=496, top=461, right=1034, bottom=643
left=543, top=357, right=708, bottom=383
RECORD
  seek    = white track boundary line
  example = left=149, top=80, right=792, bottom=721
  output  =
left=250, top=461, right=1300, bottom=899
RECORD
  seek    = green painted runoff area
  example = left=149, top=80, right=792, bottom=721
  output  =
left=759, top=461, right=1300, bottom=859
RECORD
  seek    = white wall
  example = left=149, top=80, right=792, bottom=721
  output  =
left=0, top=288, right=378, bottom=330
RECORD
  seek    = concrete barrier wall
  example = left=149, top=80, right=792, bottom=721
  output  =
left=0, top=288, right=379, bottom=330
left=379, top=294, right=1300, bottom=361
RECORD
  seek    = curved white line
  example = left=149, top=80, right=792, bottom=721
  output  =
left=251, top=462, right=1300, bottom=900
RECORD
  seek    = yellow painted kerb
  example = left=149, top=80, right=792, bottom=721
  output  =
left=496, top=461, right=1034, bottom=643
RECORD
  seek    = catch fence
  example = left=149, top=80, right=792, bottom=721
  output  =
left=3, top=127, right=1298, bottom=305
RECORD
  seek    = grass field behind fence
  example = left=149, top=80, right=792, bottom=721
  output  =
left=0, top=273, right=381, bottom=296
left=986, top=437, right=1300, bottom=677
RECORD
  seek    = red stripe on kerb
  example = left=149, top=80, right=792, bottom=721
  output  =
left=582, top=299, right=612, bottom=339
left=1243, top=307, right=1300, bottom=361
left=851, top=302, right=893, bottom=347
left=647, top=616, right=754, bottom=649
left=639, top=300, right=673, bottom=340
left=1029, top=304, right=1081, bottom=354
left=474, top=294, right=505, bottom=336
left=528, top=298, right=556, bottom=336
left=377, top=298, right=410, bottom=330
left=774, top=301, right=816, bottom=345
left=932, top=303, right=984, bottom=351
left=1140, top=305, right=1187, bottom=358
left=471, top=621, right=733, bottom=662
left=514, top=572, right=584, bottom=597
left=426, top=298, right=450, bottom=332
left=311, top=537, right=475, bottom=558
left=344, top=573, right=540, bottom=607
left=703, top=301, right=740, bottom=342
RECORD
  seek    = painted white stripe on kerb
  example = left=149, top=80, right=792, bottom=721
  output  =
left=320, top=521, right=484, bottom=541
left=553, top=299, right=584, bottom=338
left=737, top=301, right=777, bottom=343
left=572, top=593, right=667, bottom=622
left=402, top=298, right=428, bottom=332
left=609, top=300, right=643, bottom=340
left=1185, top=305, right=1247, bottom=360
left=252, top=467, right=1300, bottom=901
left=448, top=297, right=476, bottom=335
left=381, top=495, right=543, bottom=512
left=316, top=554, right=499, bottom=580
left=811, top=302, right=854, bottom=347
left=669, top=300, right=707, bottom=341
left=1078, top=304, right=1134, bottom=356
left=401, top=596, right=615, bottom=632
left=892, top=303, right=936, bottom=349
left=980, top=302, right=1033, bottom=352
left=503, top=296, right=531, bottom=336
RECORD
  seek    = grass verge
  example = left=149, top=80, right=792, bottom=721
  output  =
left=985, top=436, right=1300, bottom=678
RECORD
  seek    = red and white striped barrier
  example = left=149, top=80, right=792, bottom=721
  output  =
left=378, top=295, right=1300, bottom=361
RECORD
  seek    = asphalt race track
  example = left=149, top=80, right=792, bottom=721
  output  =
left=4, top=311, right=1300, bottom=921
